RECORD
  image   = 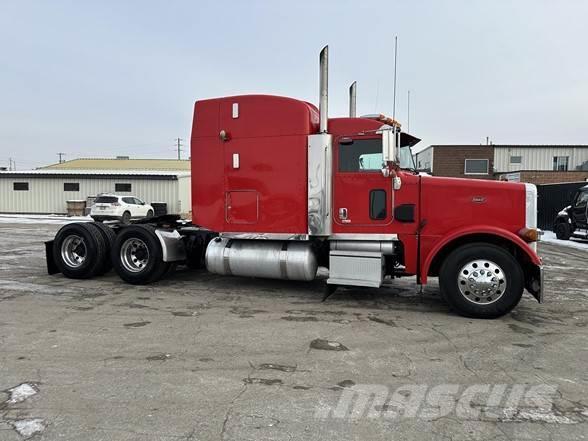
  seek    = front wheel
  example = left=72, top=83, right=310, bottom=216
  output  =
left=439, top=243, right=524, bottom=319
left=555, top=222, right=572, bottom=240
left=146, top=209, right=154, bottom=218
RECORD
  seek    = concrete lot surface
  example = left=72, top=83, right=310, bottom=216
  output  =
left=0, top=223, right=586, bottom=440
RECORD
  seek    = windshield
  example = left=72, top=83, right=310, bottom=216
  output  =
left=398, top=145, right=416, bottom=170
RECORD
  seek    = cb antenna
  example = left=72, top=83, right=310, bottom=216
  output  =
left=392, top=36, right=398, bottom=123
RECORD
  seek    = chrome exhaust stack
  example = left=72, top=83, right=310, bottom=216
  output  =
left=349, top=81, right=357, bottom=117
left=307, top=45, right=333, bottom=236
left=319, top=45, right=329, bottom=133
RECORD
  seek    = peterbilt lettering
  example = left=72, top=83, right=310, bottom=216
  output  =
left=46, top=46, right=543, bottom=319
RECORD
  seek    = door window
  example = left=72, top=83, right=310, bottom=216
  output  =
left=369, top=189, right=387, bottom=220
left=339, top=139, right=383, bottom=172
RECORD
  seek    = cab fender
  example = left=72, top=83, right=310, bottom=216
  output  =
left=421, top=225, right=541, bottom=285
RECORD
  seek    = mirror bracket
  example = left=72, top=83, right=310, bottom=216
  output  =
left=393, top=176, right=402, bottom=190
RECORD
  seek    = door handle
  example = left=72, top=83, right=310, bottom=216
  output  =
left=339, top=207, right=348, bottom=220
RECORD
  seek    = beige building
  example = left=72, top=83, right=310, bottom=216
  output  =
left=0, top=169, right=191, bottom=216
left=42, top=157, right=191, bottom=171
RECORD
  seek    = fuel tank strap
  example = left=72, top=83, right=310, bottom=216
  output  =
left=223, top=239, right=233, bottom=275
left=279, top=242, right=289, bottom=280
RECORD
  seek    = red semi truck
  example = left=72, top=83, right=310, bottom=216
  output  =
left=46, top=46, right=543, bottom=318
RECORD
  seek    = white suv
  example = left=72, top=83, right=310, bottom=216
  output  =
left=90, top=194, right=154, bottom=224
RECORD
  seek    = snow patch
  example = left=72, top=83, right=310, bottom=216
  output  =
left=0, top=214, right=92, bottom=225
left=541, top=231, right=588, bottom=250
left=12, top=419, right=45, bottom=438
left=7, top=383, right=38, bottom=404
left=500, top=407, right=579, bottom=424
left=0, top=280, right=77, bottom=295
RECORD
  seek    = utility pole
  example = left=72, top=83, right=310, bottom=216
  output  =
left=58, top=152, right=65, bottom=163
left=175, top=138, right=183, bottom=160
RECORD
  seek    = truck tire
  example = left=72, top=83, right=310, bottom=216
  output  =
left=89, top=222, right=116, bottom=274
left=439, top=243, right=524, bottom=319
left=111, top=225, right=170, bottom=284
left=555, top=222, right=572, bottom=240
left=52, top=222, right=107, bottom=279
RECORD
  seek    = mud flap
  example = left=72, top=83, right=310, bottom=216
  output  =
left=526, top=264, right=543, bottom=303
left=45, top=240, right=60, bottom=275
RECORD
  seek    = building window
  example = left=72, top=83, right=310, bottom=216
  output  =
left=64, top=183, right=80, bottom=192
left=510, top=156, right=522, bottom=164
left=553, top=156, right=569, bottom=171
left=13, top=182, right=29, bottom=191
left=464, top=159, right=489, bottom=175
left=115, top=183, right=132, bottom=192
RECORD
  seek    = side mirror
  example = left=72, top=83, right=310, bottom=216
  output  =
left=382, top=129, right=397, bottom=163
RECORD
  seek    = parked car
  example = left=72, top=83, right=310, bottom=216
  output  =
left=90, top=194, right=154, bottom=224
left=553, top=185, right=588, bottom=240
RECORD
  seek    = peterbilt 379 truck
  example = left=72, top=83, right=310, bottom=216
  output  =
left=45, top=46, right=543, bottom=318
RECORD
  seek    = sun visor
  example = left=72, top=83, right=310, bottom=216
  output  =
left=400, top=132, right=420, bottom=147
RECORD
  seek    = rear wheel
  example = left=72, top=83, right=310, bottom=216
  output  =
left=111, top=225, right=170, bottom=284
left=439, top=243, right=524, bottom=319
left=52, top=223, right=106, bottom=279
left=555, top=222, right=572, bottom=240
left=89, top=222, right=116, bottom=274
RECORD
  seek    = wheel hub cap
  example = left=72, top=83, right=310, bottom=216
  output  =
left=120, top=238, right=150, bottom=273
left=61, top=235, right=87, bottom=268
left=457, top=259, right=507, bottom=305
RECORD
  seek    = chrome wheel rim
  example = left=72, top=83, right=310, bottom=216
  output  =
left=120, top=238, right=149, bottom=273
left=61, top=235, right=87, bottom=268
left=457, top=259, right=507, bottom=305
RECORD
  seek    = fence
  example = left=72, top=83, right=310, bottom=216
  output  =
left=537, top=181, right=586, bottom=230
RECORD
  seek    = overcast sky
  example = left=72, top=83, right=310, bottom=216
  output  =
left=0, top=0, right=586, bottom=169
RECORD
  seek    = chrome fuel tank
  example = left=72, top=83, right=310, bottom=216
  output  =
left=205, top=238, right=318, bottom=281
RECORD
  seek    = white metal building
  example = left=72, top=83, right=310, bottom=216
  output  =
left=0, top=170, right=191, bottom=215
left=493, top=145, right=588, bottom=172
left=415, top=144, right=588, bottom=176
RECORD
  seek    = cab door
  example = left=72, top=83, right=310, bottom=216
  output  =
left=332, top=135, right=393, bottom=233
